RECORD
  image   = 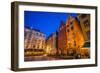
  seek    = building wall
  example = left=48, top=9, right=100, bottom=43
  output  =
left=24, top=28, right=31, bottom=49
left=24, top=28, right=46, bottom=51
left=46, top=36, right=53, bottom=54
left=58, top=21, right=67, bottom=55
left=77, top=14, right=90, bottom=42
left=46, top=32, right=57, bottom=55
left=66, top=16, right=85, bottom=54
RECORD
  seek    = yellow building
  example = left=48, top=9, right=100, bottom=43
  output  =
left=77, top=14, right=90, bottom=42
left=77, top=14, right=90, bottom=58
left=46, top=32, right=57, bottom=55
left=66, top=16, right=85, bottom=55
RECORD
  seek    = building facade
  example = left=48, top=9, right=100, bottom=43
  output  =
left=77, top=14, right=90, bottom=42
left=24, top=27, right=46, bottom=50
left=77, top=14, right=90, bottom=58
left=58, top=21, right=68, bottom=55
left=66, top=16, right=85, bottom=49
left=65, top=16, right=85, bottom=56
left=46, top=32, right=58, bottom=55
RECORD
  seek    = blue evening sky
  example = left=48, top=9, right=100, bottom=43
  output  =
left=24, top=11, right=78, bottom=38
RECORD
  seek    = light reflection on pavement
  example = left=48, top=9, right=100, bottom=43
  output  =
left=24, top=55, right=61, bottom=61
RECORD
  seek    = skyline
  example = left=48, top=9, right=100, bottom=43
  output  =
left=24, top=11, right=78, bottom=38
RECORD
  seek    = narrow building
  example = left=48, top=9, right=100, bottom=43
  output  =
left=58, top=21, right=68, bottom=55
left=66, top=16, right=85, bottom=56
left=77, top=14, right=90, bottom=58
left=77, top=14, right=90, bottom=42
left=46, top=32, right=58, bottom=55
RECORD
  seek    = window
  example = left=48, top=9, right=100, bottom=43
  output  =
left=71, top=26, right=74, bottom=30
left=70, top=22, right=73, bottom=25
left=41, top=34, right=44, bottom=37
left=28, top=32, right=32, bottom=40
left=74, top=40, right=76, bottom=46
left=34, top=39, right=37, bottom=43
left=39, top=33, right=42, bottom=37
left=70, top=21, right=74, bottom=30
left=24, top=32, right=27, bottom=39
left=67, top=29, right=69, bottom=32
left=24, top=32, right=27, bottom=37
left=36, top=32, right=38, bottom=36
left=42, top=40, right=45, bottom=44
left=42, top=46, right=44, bottom=49
left=72, top=33, right=75, bottom=38
left=33, top=45, right=35, bottom=48
left=84, top=20, right=90, bottom=28
left=38, top=40, right=41, bottom=43
left=43, top=35, right=45, bottom=37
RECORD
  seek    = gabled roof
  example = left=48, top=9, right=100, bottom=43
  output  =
left=58, top=21, right=66, bottom=30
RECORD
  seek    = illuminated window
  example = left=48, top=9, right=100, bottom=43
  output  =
left=74, top=41, right=76, bottom=46
left=72, top=33, right=75, bottom=38
left=37, top=45, right=39, bottom=49
left=42, top=40, right=44, bottom=44
left=70, top=21, right=74, bottom=30
left=33, top=45, right=35, bottom=48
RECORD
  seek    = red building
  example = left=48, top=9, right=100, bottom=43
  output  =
left=58, top=21, right=68, bottom=55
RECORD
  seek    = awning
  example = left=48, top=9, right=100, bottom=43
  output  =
left=82, top=41, right=90, bottom=47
